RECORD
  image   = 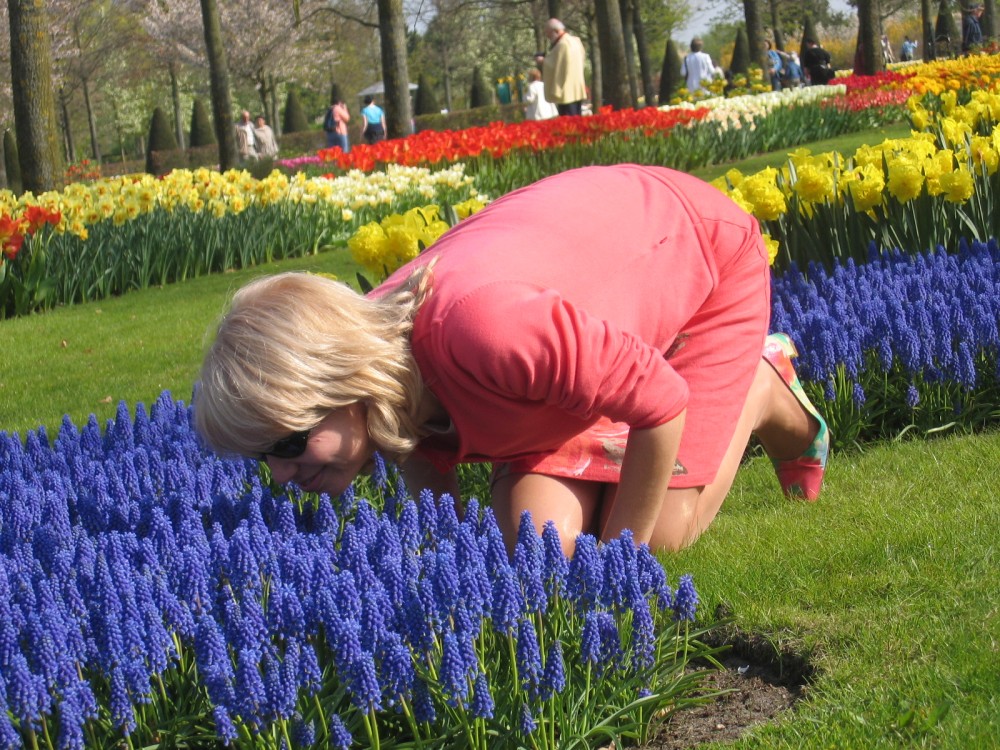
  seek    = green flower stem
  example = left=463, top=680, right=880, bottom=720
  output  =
left=397, top=697, right=426, bottom=749
left=311, top=693, right=328, bottom=745
left=363, top=705, right=380, bottom=750
left=279, top=717, right=293, bottom=750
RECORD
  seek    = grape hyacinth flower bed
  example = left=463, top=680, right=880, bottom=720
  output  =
left=771, top=238, right=1000, bottom=447
left=0, top=394, right=715, bottom=749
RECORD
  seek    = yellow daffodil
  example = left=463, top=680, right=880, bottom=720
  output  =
left=940, top=117, right=972, bottom=149
left=738, top=170, right=787, bottom=222
left=454, top=198, right=486, bottom=219
left=939, top=167, right=975, bottom=203
left=347, top=223, right=389, bottom=275
left=969, top=135, right=999, bottom=173
left=792, top=162, right=836, bottom=207
left=887, top=160, right=925, bottom=202
left=845, top=163, right=886, bottom=213
left=760, top=232, right=780, bottom=266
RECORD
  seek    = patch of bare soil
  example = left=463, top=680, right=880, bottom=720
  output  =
left=643, top=622, right=814, bottom=749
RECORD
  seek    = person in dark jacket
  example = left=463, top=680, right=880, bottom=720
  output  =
left=802, top=38, right=835, bottom=85
left=963, top=4, right=985, bottom=54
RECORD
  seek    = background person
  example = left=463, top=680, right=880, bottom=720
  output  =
left=524, top=68, right=558, bottom=120
left=253, top=115, right=279, bottom=159
left=235, top=109, right=257, bottom=162
left=765, top=40, right=784, bottom=91
left=681, top=37, right=720, bottom=95
left=195, top=165, right=829, bottom=556
left=324, top=98, right=351, bottom=153
left=783, top=51, right=804, bottom=87
left=802, top=38, right=835, bottom=84
left=322, top=98, right=351, bottom=150
left=963, top=4, right=984, bottom=53
left=361, top=95, right=386, bottom=144
left=881, top=34, right=895, bottom=64
left=542, top=18, right=587, bottom=116
left=900, top=36, right=918, bottom=61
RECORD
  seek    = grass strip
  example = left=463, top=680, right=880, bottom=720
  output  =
left=0, top=250, right=363, bottom=437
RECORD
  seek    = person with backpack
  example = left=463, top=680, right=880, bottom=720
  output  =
left=323, top=98, right=351, bottom=152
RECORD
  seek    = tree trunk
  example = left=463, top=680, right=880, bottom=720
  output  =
left=857, top=0, right=882, bottom=75
left=594, top=0, right=631, bottom=109
left=984, top=0, right=996, bottom=39
left=619, top=0, right=639, bottom=107
left=742, top=0, right=767, bottom=86
left=170, top=63, right=185, bottom=150
left=586, top=11, right=602, bottom=109
left=547, top=0, right=560, bottom=21
left=200, top=0, right=238, bottom=171
left=111, top=98, right=127, bottom=164
left=256, top=70, right=270, bottom=122
left=8, top=0, right=62, bottom=192
left=770, top=0, right=783, bottom=49
left=269, top=75, right=279, bottom=136
left=59, top=87, right=76, bottom=165
left=376, top=0, right=412, bottom=139
left=921, top=0, right=934, bottom=59
left=82, top=77, right=101, bottom=162
left=632, top=2, right=654, bottom=106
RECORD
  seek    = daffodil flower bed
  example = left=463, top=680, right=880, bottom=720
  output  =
left=712, top=91, right=1000, bottom=270
left=347, top=200, right=487, bottom=279
left=0, top=165, right=486, bottom=318
left=0, top=396, right=713, bottom=749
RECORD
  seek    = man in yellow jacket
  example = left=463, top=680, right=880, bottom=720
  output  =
left=542, top=18, right=587, bottom=116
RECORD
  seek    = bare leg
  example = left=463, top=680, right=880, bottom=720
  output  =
left=491, top=472, right=602, bottom=557
left=493, top=360, right=820, bottom=555
left=642, top=358, right=818, bottom=551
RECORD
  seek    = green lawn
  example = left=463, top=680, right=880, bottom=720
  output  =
left=690, top=121, right=914, bottom=184
left=0, top=251, right=365, bottom=437
left=668, top=433, right=1000, bottom=748
left=2, top=124, right=998, bottom=748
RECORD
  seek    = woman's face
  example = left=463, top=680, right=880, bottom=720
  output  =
left=264, top=403, right=373, bottom=496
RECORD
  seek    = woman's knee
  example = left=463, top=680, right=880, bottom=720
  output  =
left=491, top=472, right=602, bottom=556
left=648, top=487, right=711, bottom=552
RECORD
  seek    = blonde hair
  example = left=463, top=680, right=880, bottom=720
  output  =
left=194, top=270, right=432, bottom=461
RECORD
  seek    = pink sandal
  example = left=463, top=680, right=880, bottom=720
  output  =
left=761, top=333, right=829, bottom=501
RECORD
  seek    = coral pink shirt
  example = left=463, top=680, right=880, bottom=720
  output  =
left=374, top=165, right=762, bottom=472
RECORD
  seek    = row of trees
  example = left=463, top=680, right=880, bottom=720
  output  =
left=4, top=0, right=987, bottom=194
left=2, top=0, right=371, bottom=191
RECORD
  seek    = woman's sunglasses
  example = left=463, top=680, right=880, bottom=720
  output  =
left=260, top=429, right=311, bottom=460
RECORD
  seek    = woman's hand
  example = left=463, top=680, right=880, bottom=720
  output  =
left=401, top=452, right=461, bottom=502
